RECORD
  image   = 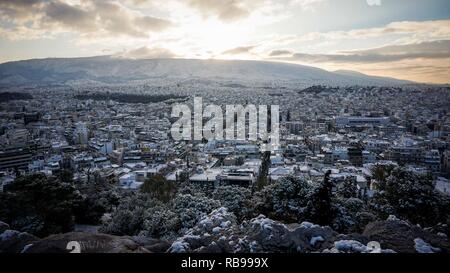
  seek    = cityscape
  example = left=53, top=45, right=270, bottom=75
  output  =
left=0, top=0, right=449, bottom=262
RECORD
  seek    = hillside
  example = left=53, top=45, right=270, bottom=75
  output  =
left=0, top=56, right=412, bottom=86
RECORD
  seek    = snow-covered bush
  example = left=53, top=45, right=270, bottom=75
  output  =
left=100, top=193, right=163, bottom=236
left=173, top=193, right=221, bottom=229
left=252, top=175, right=314, bottom=222
left=212, top=186, right=252, bottom=220
left=370, top=167, right=450, bottom=226
left=142, top=206, right=180, bottom=239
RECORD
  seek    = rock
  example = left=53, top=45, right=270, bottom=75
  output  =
left=414, top=238, right=441, bottom=253
left=363, top=218, right=450, bottom=253
left=335, top=233, right=370, bottom=245
left=0, top=221, right=10, bottom=234
left=0, top=230, right=39, bottom=253
left=169, top=207, right=339, bottom=253
left=246, top=217, right=338, bottom=252
left=23, top=232, right=150, bottom=253
left=322, top=240, right=395, bottom=253
left=131, top=236, right=171, bottom=252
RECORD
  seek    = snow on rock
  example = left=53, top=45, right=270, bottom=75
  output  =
left=363, top=218, right=450, bottom=253
left=414, top=238, right=441, bottom=253
left=0, top=230, right=19, bottom=241
left=386, top=215, right=410, bottom=226
left=250, top=215, right=280, bottom=231
left=0, top=229, right=39, bottom=253
left=325, top=240, right=395, bottom=253
left=169, top=240, right=190, bottom=253
left=169, top=208, right=340, bottom=253
left=310, top=236, right=324, bottom=247
left=386, top=215, right=400, bottom=221
left=168, top=207, right=240, bottom=253
left=300, top=222, right=319, bottom=229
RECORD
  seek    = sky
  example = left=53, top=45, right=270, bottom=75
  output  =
left=0, top=0, right=449, bottom=83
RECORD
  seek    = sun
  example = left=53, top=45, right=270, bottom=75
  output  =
left=165, top=16, right=255, bottom=59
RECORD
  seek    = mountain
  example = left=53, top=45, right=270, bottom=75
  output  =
left=0, top=56, right=413, bottom=86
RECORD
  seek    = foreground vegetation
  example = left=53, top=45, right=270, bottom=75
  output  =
left=0, top=166, right=448, bottom=240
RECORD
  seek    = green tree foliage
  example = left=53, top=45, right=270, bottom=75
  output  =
left=141, top=174, right=177, bottom=202
left=371, top=164, right=395, bottom=189
left=336, top=177, right=358, bottom=199
left=0, top=173, right=82, bottom=237
left=100, top=192, right=158, bottom=236
left=58, top=169, right=74, bottom=183
left=307, top=170, right=333, bottom=226
left=252, top=175, right=314, bottom=222
left=101, top=191, right=220, bottom=238
left=213, top=185, right=252, bottom=220
left=74, top=176, right=120, bottom=225
left=371, top=167, right=450, bottom=226
left=173, top=193, right=220, bottom=229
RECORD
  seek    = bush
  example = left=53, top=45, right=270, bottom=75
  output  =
left=141, top=174, right=177, bottom=202
left=252, top=175, right=314, bottom=222
left=213, top=186, right=253, bottom=220
left=370, top=167, right=450, bottom=226
left=0, top=173, right=82, bottom=237
left=173, top=193, right=220, bottom=229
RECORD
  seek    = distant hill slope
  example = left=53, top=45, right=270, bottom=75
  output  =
left=0, top=56, right=413, bottom=86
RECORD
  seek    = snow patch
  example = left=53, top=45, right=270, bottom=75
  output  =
left=414, top=238, right=440, bottom=253
left=310, top=236, right=324, bottom=247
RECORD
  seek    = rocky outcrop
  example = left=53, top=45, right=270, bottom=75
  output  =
left=0, top=221, right=10, bottom=234
left=23, top=232, right=151, bottom=253
left=1, top=214, right=448, bottom=253
left=131, top=236, right=171, bottom=253
left=363, top=215, right=450, bottom=253
left=0, top=229, right=39, bottom=253
left=169, top=207, right=340, bottom=253
left=0, top=222, right=169, bottom=253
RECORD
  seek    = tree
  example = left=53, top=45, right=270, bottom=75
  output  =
left=371, top=167, right=450, bottom=226
left=337, top=177, right=358, bottom=199
left=331, top=197, right=376, bottom=233
left=255, top=151, right=271, bottom=191
left=371, top=164, right=395, bottom=189
left=307, top=170, right=333, bottom=226
left=100, top=192, right=160, bottom=236
left=173, top=193, right=220, bottom=229
left=252, top=175, right=313, bottom=222
left=142, top=206, right=180, bottom=238
left=213, top=185, right=252, bottom=220
left=0, top=173, right=82, bottom=237
left=58, top=169, right=74, bottom=183
left=74, top=176, right=120, bottom=224
left=141, top=174, right=177, bottom=202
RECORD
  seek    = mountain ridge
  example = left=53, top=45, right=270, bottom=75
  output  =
left=0, top=56, right=414, bottom=86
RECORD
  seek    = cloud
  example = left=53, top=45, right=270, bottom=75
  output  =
left=44, top=1, right=97, bottom=32
left=273, top=20, right=450, bottom=45
left=265, top=40, right=450, bottom=84
left=0, top=0, right=173, bottom=40
left=187, top=0, right=249, bottom=22
left=222, top=45, right=256, bottom=55
left=269, top=49, right=293, bottom=56
left=185, top=0, right=324, bottom=22
left=285, top=40, right=450, bottom=64
left=117, top=46, right=177, bottom=59
left=366, top=0, right=381, bottom=6
left=291, top=0, right=324, bottom=11
left=0, top=0, right=46, bottom=22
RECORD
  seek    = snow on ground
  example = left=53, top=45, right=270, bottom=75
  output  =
left=435, top=177, right=450, bottom=196
left=414, top=238, right=441, bottom=253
